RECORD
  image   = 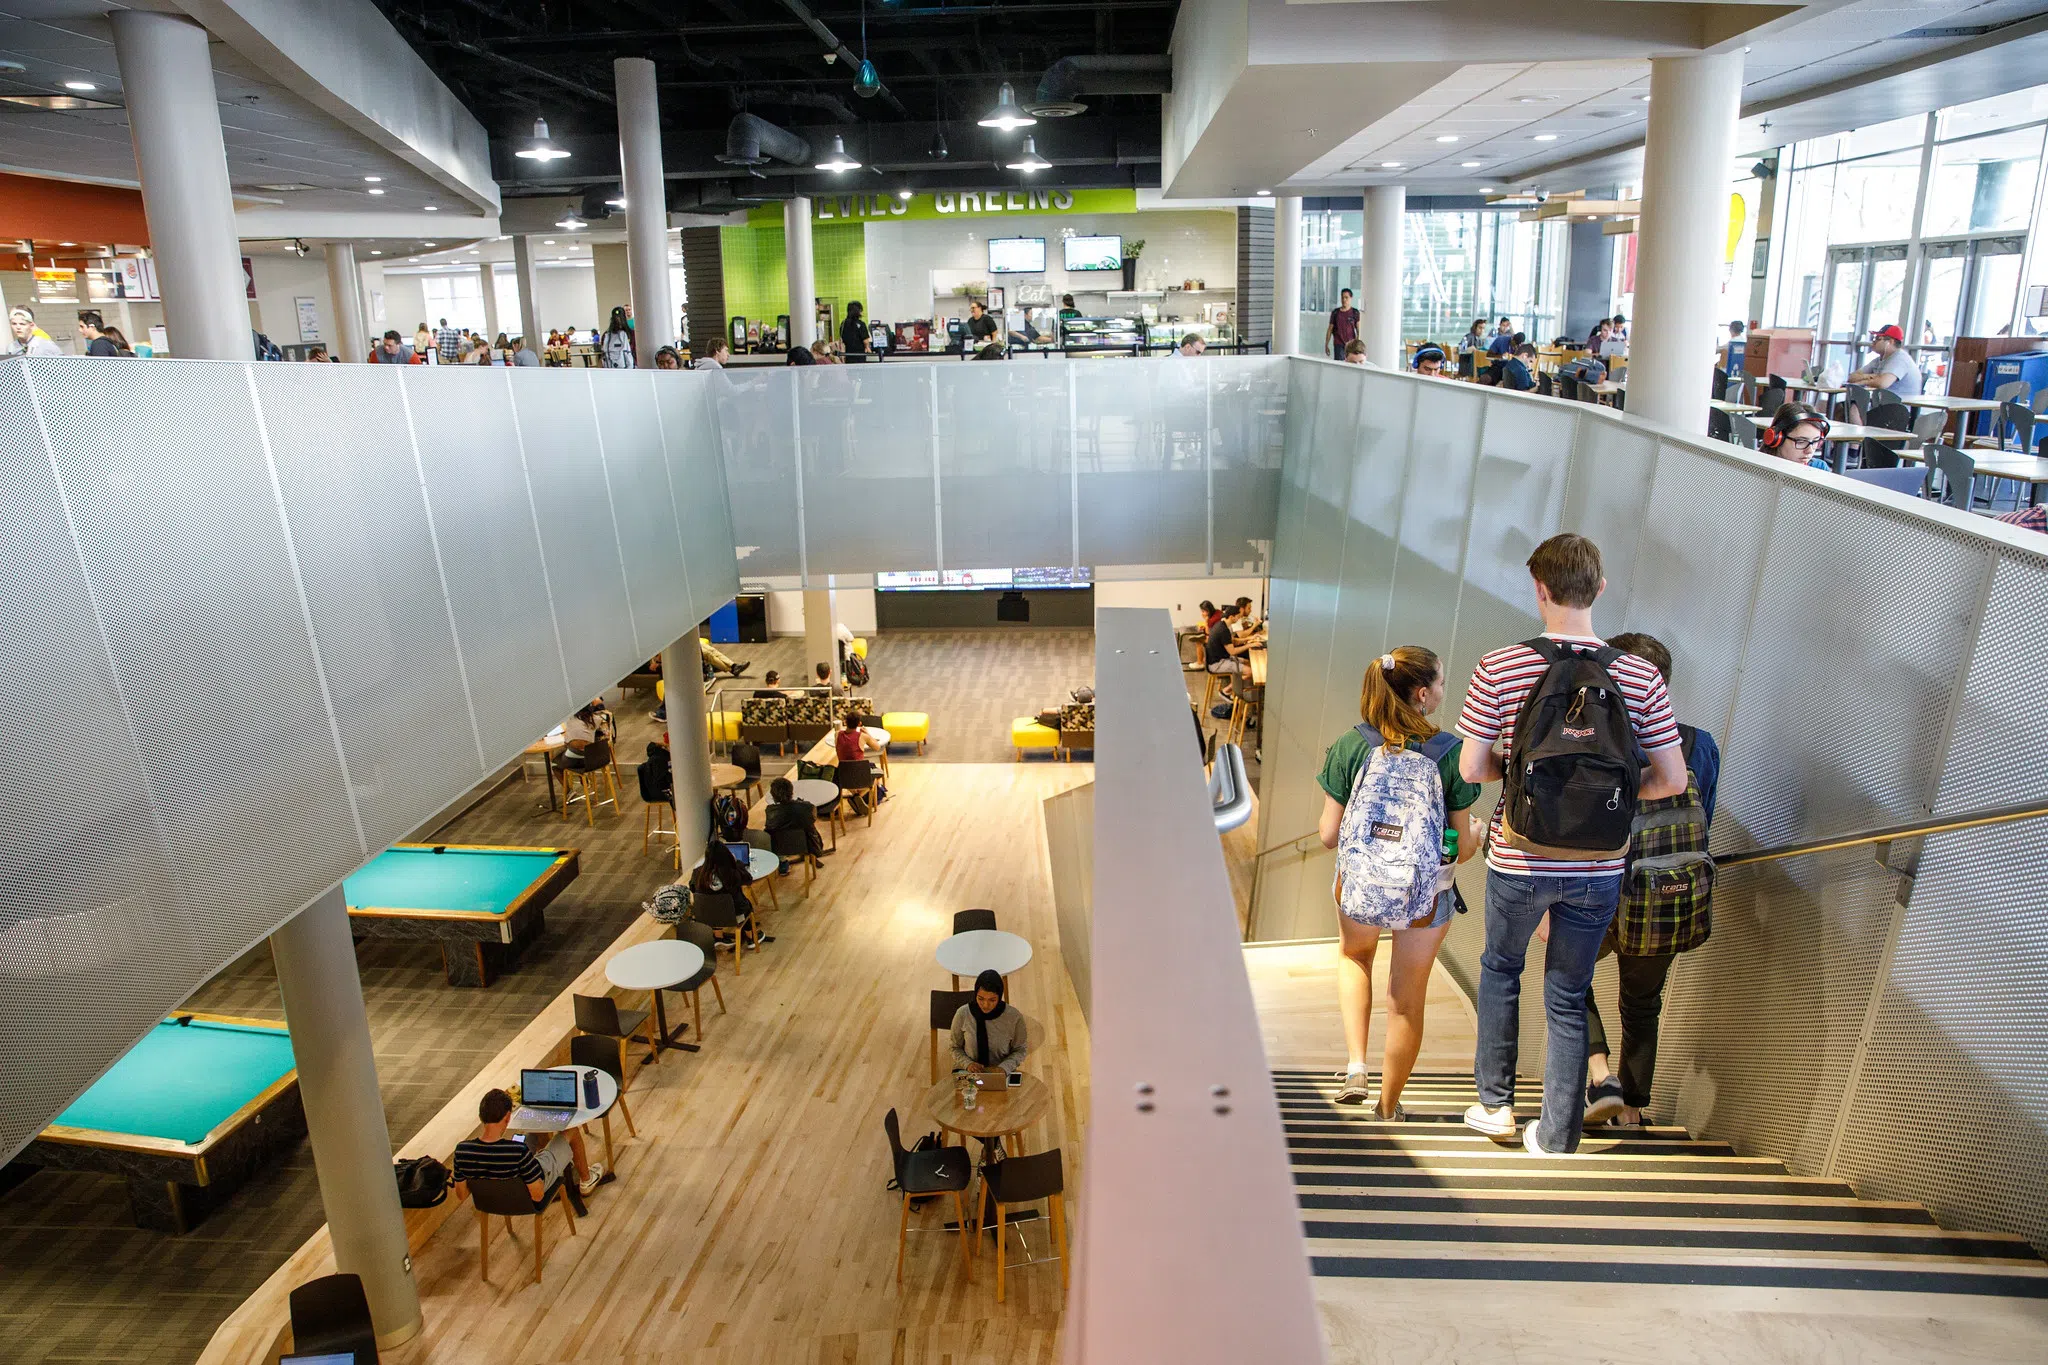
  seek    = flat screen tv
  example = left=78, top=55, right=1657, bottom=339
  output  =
left=988, top=237, right=1046, bottom=274
left=1063, top=235, right=1122, bottom=272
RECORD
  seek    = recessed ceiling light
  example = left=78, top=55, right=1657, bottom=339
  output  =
left=544, top=239, right=556, bottom=245
left=1380, top=160, right=1402, bottom=168
left=58, top=241, right=75, bottom=246
left=1255, top=188, right=1271, bottom=196
left=1532, top=133, right=1558, bottom=142
left=1512, top=95, right=1557, bottom=105
left=1479, top=186, right=1496, bottom=193
left=409, top=257, right=420, bottom=262
left=370, top=250, right=382, bottom=255
left=1434, top=134, right=1460, bottom=143
left=62, top=80, right=96, bottom=92
left=1460, top=161, right=1483, bottom=168
left=1636, top=94, right=1652, bottom=102
left=605, top=194, right=627, bottom=208
left=367, top=187, right=385, bottom=195
left=423, top=241, right=436, bottom=247
left=364, top=175, right=382, bottom=183
left=898, top=188, right=913, bottom=200
left=423, top=205, right=438, bottom=211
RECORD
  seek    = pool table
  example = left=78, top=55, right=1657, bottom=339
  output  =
left=344, top=843, right=579, bottom=987
left=23, top=1013, right=305, bottom=1233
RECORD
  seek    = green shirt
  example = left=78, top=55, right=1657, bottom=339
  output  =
left=1318, top=727, right=1481, bottom=859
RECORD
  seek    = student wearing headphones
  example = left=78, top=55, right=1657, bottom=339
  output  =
left=1412, top=344, right=1447, bottom=377
left=1758, top=402, right=1833, bottom=470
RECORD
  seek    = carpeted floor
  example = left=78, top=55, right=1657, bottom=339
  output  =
left=0, top=625, right=1117, bottom=1365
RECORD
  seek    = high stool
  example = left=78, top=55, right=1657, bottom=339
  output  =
left=563, top=762, right=620, bottom=824
left=982, top=1149, right=1067, bottom=1302
left=643, top=798, right=677, bottom=856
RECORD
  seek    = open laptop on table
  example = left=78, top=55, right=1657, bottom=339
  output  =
left=511, top=1067, right=581, bottom=1131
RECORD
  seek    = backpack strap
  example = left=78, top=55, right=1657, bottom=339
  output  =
left=1415, top=731, right=1459, bottom=763
left=1678, top=722, right=1698, bottom=767
left=1353, top=721, right=1384, bottom=748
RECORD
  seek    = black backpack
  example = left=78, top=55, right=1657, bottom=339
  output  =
left=394, top=1155, right=450, bottom=1208
left=710, top=792, right=748, bottom=843
left=1497, top=638, right=1639, bottom=857
left=887, top=1129, right=944, bottom=1209
left=843, top=651, right=869, bottom=687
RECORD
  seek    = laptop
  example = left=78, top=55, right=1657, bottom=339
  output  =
left=280, top=1356, right=356, bottom=1365
left=1598, top=338, right=1628, bottom=359
left=512, top=1067, right=581, bottom=1131
left=723, top=841, right=754, bottom=868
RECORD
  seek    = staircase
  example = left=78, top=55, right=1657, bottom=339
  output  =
left=1274, top=1069, right=2048, bottom=1300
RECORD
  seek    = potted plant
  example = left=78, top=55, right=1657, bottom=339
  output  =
left=1121, top=238, right=1145, bottom=292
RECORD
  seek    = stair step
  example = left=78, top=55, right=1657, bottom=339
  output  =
left=1308, top=1252, right=2048, bottom=1297
left=1294, top=1168, right=1862, bottom=1198
left=1282, top=1116, right=1705, bottom=1142
left=1297, top=1189, right=1942, bottom=1225
left=1301, top=1216, right=2042, bottom=1263
left=1286, top=1132, right=1742, bottom=1157
left=1290, top=1149, right=1789, bottom=1176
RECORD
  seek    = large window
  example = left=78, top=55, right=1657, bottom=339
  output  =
left=421, top=271, right=487, bottom=334
left=1299, top=207, right=1569, bottom=350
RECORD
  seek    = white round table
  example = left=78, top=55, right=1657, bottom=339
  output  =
left=790, top=778, right=841, bottom=807
left=506, top=1064, right=618, bottom=1135
left=606, top=939, right=708, bottom=1054
left=693, top=845, right=780, bottom=881
left=936, top=928, right=1033, bottom=980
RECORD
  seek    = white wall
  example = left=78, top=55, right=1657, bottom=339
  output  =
left=534, top=263, right=598, bottom=334
left=862, top=209, right=1238, bottom=324
left=248, top=254, right=336, bottom=349
left=1093, top=576, right=1267, bottom=628
left=383, top=270, right=428, bottom=336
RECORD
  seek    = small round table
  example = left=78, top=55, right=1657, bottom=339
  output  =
left=605, top=939, right=707, bottom=1055
left=936, top=929, right=1034, bottom=985
left=924, top=1072, right=1052, bottom=1232
left=790, top=778, right=843, bottom=850
left=506, top=1063, right=625, bottom=1177
left=694, top=844, right=783, bottom=913
left=711, top=763, right=749, bottom=799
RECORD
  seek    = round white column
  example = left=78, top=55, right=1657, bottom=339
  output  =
left=1272, top=196, right=1302, bottom=356
left=512, top=234, right=543, bottom=346
left=324, top=242, right=368, bottom=361
left=476, top=261, right=499, bottom=342
left=615, top=57, right=676, bottom=366
left=1361, top=185, right=1405, bottom=368
left=1628, top=50, right=1745, bottom=431
left=785, top=197, right=816, bottom=350
left=109, top=10, right=251, bottom=361
left=269, top=887, right=422, bottom=1346
left=661, top=635, right=713, bottom=853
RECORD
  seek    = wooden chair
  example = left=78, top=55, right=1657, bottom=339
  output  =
left=1226, top=683, right=1264, bottom=748
left=883, top=1109, right=973, bottom=1285
left=690, top=889, right=756, bottom=973
left=287, top=1273, right=378, bottom=1364
left=562, top=737, right=620, bottom=825
left=569, top=1033, right=634, bottom=1169
left=469, top=1174, right=576, bottom=1285
left=929, top=989, right=977, bottom=1081
left=982, top=1148, right=1067, bottom=1303
left=573, top=992, right=658, bottom=1071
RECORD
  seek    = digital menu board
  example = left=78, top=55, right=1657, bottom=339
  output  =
left=875, top=567, right=1092, bottom=592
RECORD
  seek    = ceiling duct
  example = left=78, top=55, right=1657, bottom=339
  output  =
left=715, top=112, right=813, bottom=168
left=1028, top=54, right=1172, bottom=118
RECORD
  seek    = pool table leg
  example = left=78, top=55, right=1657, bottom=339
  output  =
left=128, top=1178, right=198, bottom=1234
left=443, top=943, right=493, bottom=987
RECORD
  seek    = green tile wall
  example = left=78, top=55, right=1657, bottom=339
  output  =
left=719, top=222, right=869, bottom=330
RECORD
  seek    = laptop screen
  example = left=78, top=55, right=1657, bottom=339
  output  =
left=281, top=1356, right=356, bottom=1365
left=520, top=1068, right=578, bottom=1107
left=723, top=842, right=753, bottom=868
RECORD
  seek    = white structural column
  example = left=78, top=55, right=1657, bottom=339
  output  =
left=785, top=197, right=816, bottom=350
left=324, top=242, right=368, bottom=361
left=616, top=57, right=676, bottom=366
left=1628, top=50, right=1745, bottom=430
left=1361, top=186, right=1405, bottom=368
left=269, top=888, right=422, bottom=1346
left=803, top=587, right=836, bottom=685
left=108, top=10, right=250, bottom=361
left=512, top=235, right=543, bottom=345
left=1272, top=196, right=1302, bottom=356
left=660, top=636, right=713, bottom=852
left=476, top=262, right=499, bottom=343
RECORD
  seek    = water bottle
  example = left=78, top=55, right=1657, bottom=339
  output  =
left=583, top=1068, right=600, bottom=1109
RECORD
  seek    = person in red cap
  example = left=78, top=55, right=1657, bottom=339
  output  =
left=1847, top=323, right=1923, bottom=398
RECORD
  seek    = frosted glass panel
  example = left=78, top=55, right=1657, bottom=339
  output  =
left=797, top=364, right=938, bottom=575
left=716, top=369, right=802, bottom=578
left=1076, top=359, right=1208, bottom=568
left=938, top=361, right=1074, bottom=569
left=1210, top=358, right=1287, bottom=573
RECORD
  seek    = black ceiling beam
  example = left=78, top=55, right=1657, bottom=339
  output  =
left=393, top=10, right=616, bottom=107
left=455, top=3, right=1174, bottom=48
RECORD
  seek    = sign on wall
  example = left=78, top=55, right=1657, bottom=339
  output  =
left=748, top=187, right=1139, bottom=227
left=294, top=295, right=321, bottom=342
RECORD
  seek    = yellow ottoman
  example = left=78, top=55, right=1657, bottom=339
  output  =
left=1011, top=717, right=1058, bottom=761
left=850, top=636, right=869, bottom=659
left=882, top=711, right=930, bottom=754
left=706, top=711, right=740, bottom=743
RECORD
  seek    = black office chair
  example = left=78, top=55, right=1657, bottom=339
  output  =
left=568, top=1033, right=635, bottom=1168
left=574, top=992, right=657, bottom=1070
left=1535, top=371, right=1554, bottom=398
left=1556, top=373, right=1579, bottom=403
left=288, top=1273, right=378, bottom=1364
left=882, top=1108, right=973, bottom=1284
left=690, top=888, right=756, bottom=972
left=468, top=1174, right=576, bottom=1285
left=983, top=1148, right=1068, bottom=1303
left=1756, top=385, right=1788, bottom=422
left=928, top=988, right=978, bottom=1081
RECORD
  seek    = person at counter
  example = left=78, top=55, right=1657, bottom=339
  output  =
left=1169, top=333, right=1207, bottom=359
left=966, top=299, right=1000, bottom=353
left=840, top=302, right=869, bottom=357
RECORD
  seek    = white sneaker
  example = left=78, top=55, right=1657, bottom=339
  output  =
left=1523, top=1121, right=1550, bottom=1155
left=578, top=1161, right=607, bottom=1196
left=1463, top=1102, right=1517, bottom=1137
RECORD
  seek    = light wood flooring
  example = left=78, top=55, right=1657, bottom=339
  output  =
left=376, top=761, right=1092, bottom=1365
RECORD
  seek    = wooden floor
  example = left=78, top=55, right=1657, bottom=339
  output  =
left=377, top=762, right=1091, bottom=1365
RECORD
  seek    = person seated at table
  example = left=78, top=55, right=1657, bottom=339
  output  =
left=452, top=1088, right=605, bottom=1201
left=752, top=670, right=787, bottom=698
left=834, top=710, right=879, bottom=765
left=1846, top=323, right=1922, bottom=398
left=654, top=346, right=683, bottom=370
left=698, top=639, right=750, bottom=678
left=642, top=739, right=672, bottom=805
left=1412, top=344, right=1446, bottom=377
left=691, top=836, right=753, bottom=896
left=814, top=660, right=845, bottom=694
left=951, top=969, right=1029, bottom=1075
left=1230, top=597, right=1260, bottom=635
left=1499, top=342, right=1539, bottom=392
left=1341, top=339, right=1372, bottom=366
left=557, top=703, right=604, bottom=776
left=764, top=777, right=828, bottom=865
left=1758, top=402, right=1833, bottom=469
left=1205, top=604, right=1259, bottom=684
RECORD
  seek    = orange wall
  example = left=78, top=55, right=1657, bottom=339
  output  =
left=0, top=173, right=151, bottom=246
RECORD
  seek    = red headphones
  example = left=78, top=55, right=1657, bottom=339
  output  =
left=1758, top=408, right=1830, bottom=452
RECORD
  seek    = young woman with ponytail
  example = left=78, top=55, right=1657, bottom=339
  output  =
left=1314, top=646, right=1483, bottom=1115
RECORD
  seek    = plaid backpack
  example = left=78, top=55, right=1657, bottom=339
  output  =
left=1615, top=726, right=1713, bottom=957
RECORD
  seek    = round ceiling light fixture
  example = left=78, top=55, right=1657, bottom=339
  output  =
left=515, top=117, right=571, bottom=161
left=63, top=80, right=96, bottom=92
left=977, top=82, right=1035, bottom=131
left=815, top=134, right=861, bottom=172
left=1434, top=134, right=1460, bottom=143
left=1005, top=135, right=1051, bottom=172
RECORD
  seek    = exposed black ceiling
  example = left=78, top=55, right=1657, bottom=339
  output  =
left=371, top=0, right=1181, bottom=206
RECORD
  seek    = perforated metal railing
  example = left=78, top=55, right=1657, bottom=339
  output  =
left=0, top=357, right=737, bottom=1163
left=1248, top=356, right=2048, bottom=1252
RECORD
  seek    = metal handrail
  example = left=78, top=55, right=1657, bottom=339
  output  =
left=1251, top=829, right=1322, bottom=860
left=1713, top=799, right=2048, bottom=868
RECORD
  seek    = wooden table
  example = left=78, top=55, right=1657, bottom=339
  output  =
left=1974, top=454, right=2048, bottom=506
left=800, top=726, right=891, bottom=775
left=523, top=729, right=567, bottom=812
left=710, top=762, right=749, bottom=802
left=924, top=1071, right=1053, bottom=1232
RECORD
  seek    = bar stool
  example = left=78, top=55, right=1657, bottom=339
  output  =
left=982, top=1149, right=1067, bottom=1302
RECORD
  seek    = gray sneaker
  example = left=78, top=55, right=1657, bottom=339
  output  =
left=1374, top=1100, right=1409, bottom=1122
left=1333, top=1068, right=1372, bottom=1105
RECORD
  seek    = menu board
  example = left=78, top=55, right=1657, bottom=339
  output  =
left=876, top=567, right=1091, bottom=591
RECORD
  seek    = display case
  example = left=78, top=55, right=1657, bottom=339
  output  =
left=1060, top=315, right=1143, bottom=350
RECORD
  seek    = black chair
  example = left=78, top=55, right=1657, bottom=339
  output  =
left=638, top=762, right=677, bottom=858
left=1535, top=371, right=1554, bottom=398
left=690, top=888, right=756, bottom=972
left=728, top=740, right=763, bottom=804
left=1707, top=408, right=1732, bottom=443
left=568, top=1033, right=636, bottom=1168
left=953, top=908, right=998, bottom=935
left=837, top=758, right=879, bottom=828
left=469, top=1174, right=576, bottom=1285
left=928, top=988, right=977, bottom=1081
left=882, top=1108, right=973, bottom=1284
left=1556, top=373, right=1579, bottom=403
left=1756, top=385, right=1787, bottom=422
left=983, top=1148, right=1068, bottom=1303
left=1712, top=365, right=1728, bottom=399
left=673, top=919, right=725, bottom=1038
left=768, top=822, right=821, bottom=883
left=288, top=1273, right=378, bottom=1364
left=574, top=992, right=658, bottom=1070
left=1858, top=401, right=1913, bottom=469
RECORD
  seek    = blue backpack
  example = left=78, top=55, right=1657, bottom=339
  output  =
left=1334, top=723, right=1457, bottom=929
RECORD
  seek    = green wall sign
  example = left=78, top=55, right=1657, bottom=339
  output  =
left=746, top=187, right=1139, bottom=227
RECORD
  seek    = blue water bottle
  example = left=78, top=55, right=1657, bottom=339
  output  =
left=583, top=1068, right=600, bottom=1108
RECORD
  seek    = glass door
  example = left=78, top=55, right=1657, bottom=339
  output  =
left=1822, top=251, right=1867, bottom=347
left=1963, top=236, right=2027, bottom=335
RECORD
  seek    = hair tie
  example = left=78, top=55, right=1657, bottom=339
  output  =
left=1379, top=653, right=1396, bottom=670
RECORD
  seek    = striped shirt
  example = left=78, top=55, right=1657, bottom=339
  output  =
left=1456, top=634, right=1680, bottom=878
left=451, top=1136, right=543, bottom=1188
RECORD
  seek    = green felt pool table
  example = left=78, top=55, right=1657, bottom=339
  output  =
left=344, top=843, right=579, bottom=986
left=24, top=1013, right=305, bottom=1233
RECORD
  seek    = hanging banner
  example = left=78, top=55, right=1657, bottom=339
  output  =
left=747, top=187, right=1138, bottom=227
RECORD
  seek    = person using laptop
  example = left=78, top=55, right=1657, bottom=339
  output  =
left=451, top=1087, right=605, bottom=1202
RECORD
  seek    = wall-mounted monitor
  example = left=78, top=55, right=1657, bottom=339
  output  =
left=1063, top=235, right=1122, bottom=272
left=876, top=567, right=1092, bottom=591
left=988, top=237, right=1046, bottom=274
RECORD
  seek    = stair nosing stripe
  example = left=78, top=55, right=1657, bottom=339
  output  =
left=1298, top=1220, right=2042, bottom=1261
left=1307, top=1256, right=2048, bottom=1297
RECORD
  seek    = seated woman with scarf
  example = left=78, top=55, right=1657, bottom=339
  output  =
left=949, top=969, right=1029, bottom=1075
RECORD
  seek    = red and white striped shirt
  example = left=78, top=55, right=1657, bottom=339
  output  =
left=1456, top=634, right=1681, bottom=878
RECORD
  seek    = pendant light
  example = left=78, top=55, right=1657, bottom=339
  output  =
left=514, top=116, right=571, bottom=161
left=977, top=82, right=1035, bottom=131
left=1004, top=136, right=1051, bottom=172
left=815, top=134, right=862, bottom=172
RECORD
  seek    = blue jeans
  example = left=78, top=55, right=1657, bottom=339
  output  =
left=1475, top=870, right=1622, bottom=1153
